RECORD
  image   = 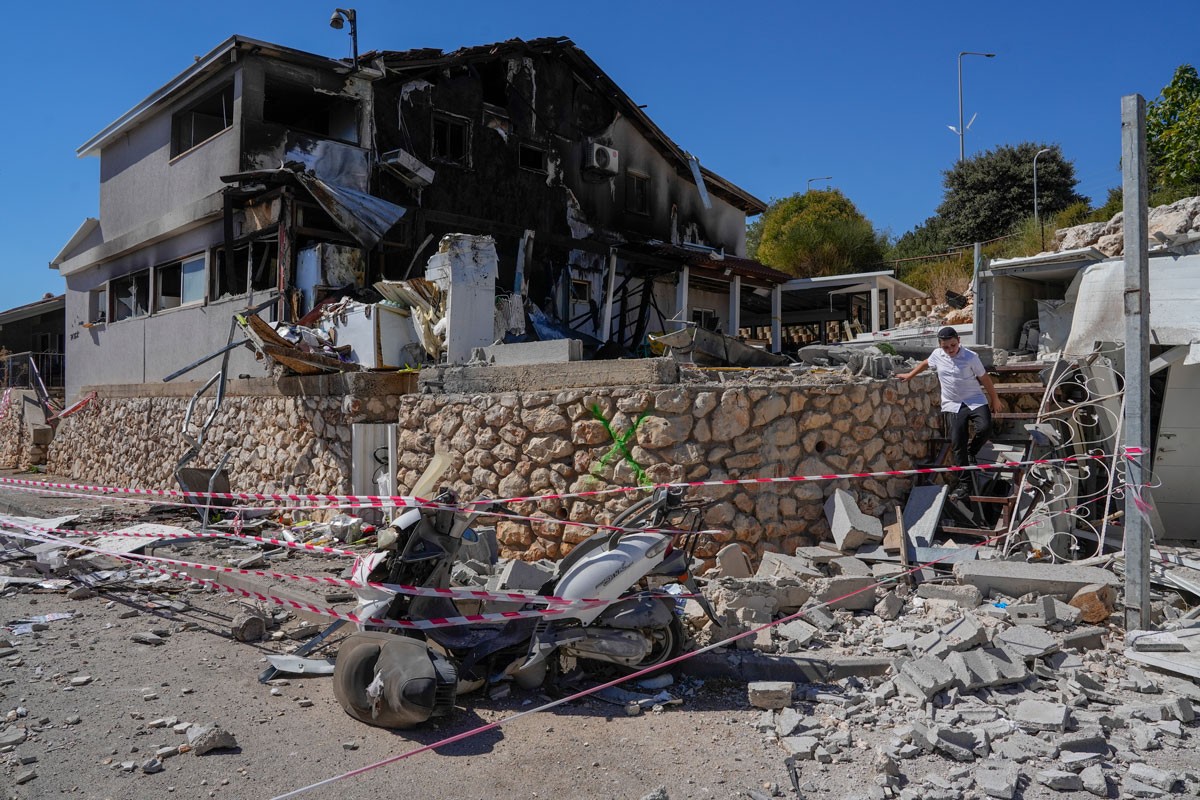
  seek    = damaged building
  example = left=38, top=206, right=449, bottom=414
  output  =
left=49, top=34, right=795, bottom=403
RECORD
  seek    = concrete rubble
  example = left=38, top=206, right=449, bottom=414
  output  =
left=686, top=488, right=1200, bottom=800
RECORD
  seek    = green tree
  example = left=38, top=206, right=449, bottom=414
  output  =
left=1147, top=64, right=1200, bottom=193
left=747, top=189, right=886, bottom=278
left=888, top=215, right=951, bottom=261
left=937, top=143, right=1085, bottom=245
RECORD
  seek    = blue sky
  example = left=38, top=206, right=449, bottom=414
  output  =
left=0, top=0, right=1193, bottom=306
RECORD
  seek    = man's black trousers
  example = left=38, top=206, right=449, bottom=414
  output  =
left=944, top=402, right=992, bottom=466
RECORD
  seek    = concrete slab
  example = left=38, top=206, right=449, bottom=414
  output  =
left=903, top=485, right=948, bottom=548
left=715, top=543, right=753, bottom=579
left=478, top=339, right=583, bottom=366
left=953, top=561, right=1119, bottom=599
left=419, top=357, right=679, bottom=393
left=756, top=551, right=823, bottom=580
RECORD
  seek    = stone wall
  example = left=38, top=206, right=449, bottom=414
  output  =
left=44, top=374, right=415, bottom=495
left=1055, top=195, right=1200, bottom=256
left=0, top=390, right=40, bottom=470
left=393, top=375, right=940, bottom=565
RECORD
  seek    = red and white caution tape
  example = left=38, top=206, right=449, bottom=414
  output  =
left=47, top=391, right=97, bottom=422
left=0, top=451, right=1113, bottom=511
left=0, top=515, right=605, bottom=607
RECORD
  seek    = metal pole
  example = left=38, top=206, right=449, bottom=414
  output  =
left=957, top=54, right=965, bottom=163
left=806, top=176, right=832, bottom=193
left=1034, top=148, right=1051, bottom=250
left=1121, top=93, right=1151, bottom=632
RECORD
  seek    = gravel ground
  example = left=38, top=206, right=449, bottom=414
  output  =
left=0, top=479, right=1198, bottom=800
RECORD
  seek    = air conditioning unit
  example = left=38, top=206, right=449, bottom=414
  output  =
left=583, top=142, right=619, bottom=176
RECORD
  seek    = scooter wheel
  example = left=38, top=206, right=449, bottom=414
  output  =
left=628, top=615, right=685, bottom=675
left=333, top=632, right=429, bottom=729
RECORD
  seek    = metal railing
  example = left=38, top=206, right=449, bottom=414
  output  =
left=0, top=351, right=65, bottom=390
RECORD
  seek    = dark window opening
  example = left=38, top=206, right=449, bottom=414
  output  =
left=519, top=143, right=547, bottom=173
left=171, top=83, right=234, bottom=158
left=626, top=172, right=650, bottom=215
left=477, top=62, right=509, bottom=107
left=691, top=307, right=718, bottom=331
left=111, top=271, right=150, bottom=322
left=211, top=241, right=279, bottom=301
left=263, top=79, right=359, bottom=143
left=570, top=278, right=592, bottom=304
left=88, top=288, right=107, bottom=325
left=432, top=112, right=471, bottom=166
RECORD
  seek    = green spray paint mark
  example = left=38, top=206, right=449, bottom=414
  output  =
left=589, top=403, right=650, bottom=486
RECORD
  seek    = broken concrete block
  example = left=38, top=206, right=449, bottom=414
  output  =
left=992, top=731, right=1058, bottom=762
left=774, top=706, right=807, bottom=738
left=976, top=761, right=1020, bottom=799
left=793, top=546, right=839, bottom=564
left=940, top=614, right=989, bottom=651
left=1059, top=750, right=1102, bottom=771
left=806, top=576, right=876, bottom=611
left=830, top=556, right=871, bottom=577
left=1068, top=583, right=1115, bottom=624
left=0, top=727, right=27, bottom=747
left=824, top=489, right=883, bottom=551
left=231, top=613, right=267, bottom=643
left=131, top=632, right=165, bottom=646
left=883, top=632, right=916, bottom=651
left=874, top=591, right=903, bottom=621
left=799, top=602, right=837, bottom=630
left=781, top=735, right=820, bottom=759
left=935, top=726, right=988, bottom=761
left=1079, top=764, right=1107, bottom=796
left=915, top=583, right=982, bottom=609
left=715, top=543, right=753, bottom=579
left=994, top=625, right=1058, bottom=659
left=871, top=562, right=905, bottom=581
left=1037, top=769, right=1082, bottom=791
left=747, top=681, right=794, bottom=710
left=945, top=647, right=1029, bottom=690
left=777, top=619, right=819, bottom=648
left=953, top=561, right=1118, bottom=599
left=756, top=551, right=823, bottom=581
left=494, top=558, right=552, bottom=591
left=896, top=656, right=958, bottom=700
left=186, top=724, right=238, bottom=755
left=1013, top=699, right=1071, bottom=733
left=1061, top=626, right=1106, bottom=652
left=1126, top=763, right=1179, bottom=793
left=1127, top=630, right=1188, bottom=652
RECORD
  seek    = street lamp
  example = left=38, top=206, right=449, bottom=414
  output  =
left=329, top=8, right=359, bottom=71
left=806, top=176, right=832, bottom=192
left=1033, top=147, right=1052, bottom=250
left=951, top=51, right=996, bottom=162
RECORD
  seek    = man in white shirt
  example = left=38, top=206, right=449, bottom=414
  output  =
left=898, top=327, right=1000, bottom=499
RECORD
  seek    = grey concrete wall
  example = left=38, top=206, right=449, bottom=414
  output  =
left=62, top=221, right=272, bottom=402
left=98, top=64, right=242, bottom=241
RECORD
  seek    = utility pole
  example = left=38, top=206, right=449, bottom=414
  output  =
left=1121, top=94, right=1151, bottom=632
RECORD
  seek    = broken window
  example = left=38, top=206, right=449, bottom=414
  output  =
left=691, top=307, right=718, bottom=331
left=431, top=111, right=471, bottom=166
left=519, top=143, right=547, bottom=173
left=570, top=279, right=592, bottom=304
left=88, top=288, right=106, bottom=325
left=156, top=255, right=206, bottom=310
left=171, top=83, right=234, bottom=158
left=110, top=271, right=150, bottom=322
left=477, top=62, right=509, bottom=107
left=210, top=241, right=279, bottom=301
left=263, top=79, right=359, bottom=143
left=626, top=171, right=650, bottom=215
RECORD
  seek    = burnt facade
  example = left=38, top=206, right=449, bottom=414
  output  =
left=53, top=35, right=782, bottom=401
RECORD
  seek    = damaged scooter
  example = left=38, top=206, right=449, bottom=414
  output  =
left=332, top=483, right=716, bottom=729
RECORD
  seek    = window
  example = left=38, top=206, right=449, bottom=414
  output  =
left=519, top=143, right=547, bottom=173
left=110, top=271, right=150, bottom=322
left=211, top=240, right=279, bottom=301
left=156, top=255, right=206, bottom=310
left=691, top=307, right=718, bottom=331
left=263, top=79, right=359, bottom=143
left=570, top=279, right=592, bottom=304
left=431, top=112, right=471, bottom=166
left=88, top=288, right=107, bottom=325
left=626, top=171, right=650, bottom=215
left=171, top=83, right=234, bottom=158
